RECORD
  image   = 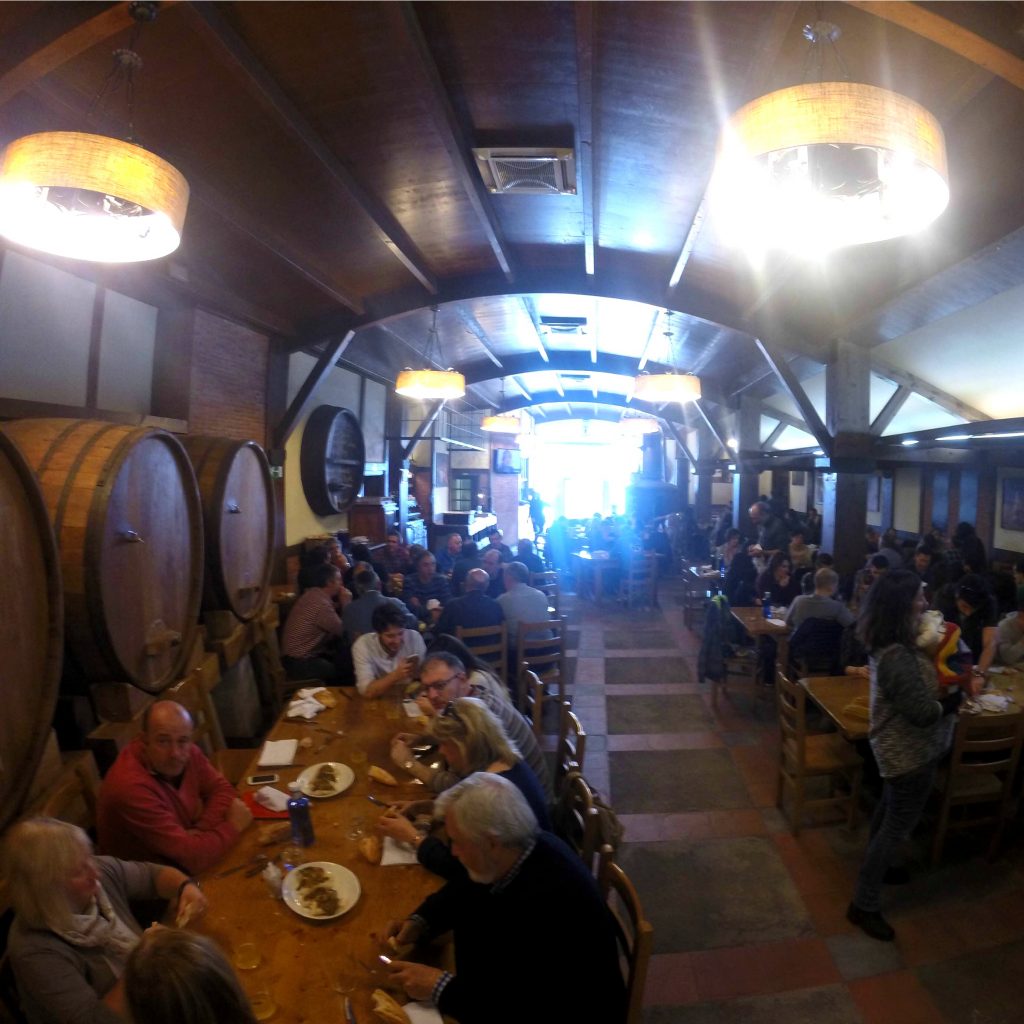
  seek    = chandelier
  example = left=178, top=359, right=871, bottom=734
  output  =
left=395, top=305, right=466, bottom=400
left=712, top=21, right=948, bottom=252
left=481, top=378, right=519, bottom=432
left=0, top=3, right=189, bottom=263
left=634, top=372, right=701, bottom=404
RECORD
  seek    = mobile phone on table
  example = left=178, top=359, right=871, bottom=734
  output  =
left=246, top=773, right=279, bottom=786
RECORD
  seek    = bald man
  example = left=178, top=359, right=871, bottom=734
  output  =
left=435, top=567, right=505, bottom=641
left=97, top=701, right=252, bottom=875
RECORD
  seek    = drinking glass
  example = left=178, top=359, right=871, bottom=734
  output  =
left=249, top=986, right=277, bottom=1021
left=347, top=815, right=366, bottom=840
left=234, top=942, right=261, bottom=970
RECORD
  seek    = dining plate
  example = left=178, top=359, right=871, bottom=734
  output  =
left=296, top=762, right=355, bottom=798
left=282, top=862, right=360, bottom=920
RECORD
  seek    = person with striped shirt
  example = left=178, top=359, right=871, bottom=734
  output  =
left=280, top=563, right=346, bottom=684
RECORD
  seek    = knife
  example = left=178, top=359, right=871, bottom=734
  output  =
left=343, top=996, right=357, bottom=1024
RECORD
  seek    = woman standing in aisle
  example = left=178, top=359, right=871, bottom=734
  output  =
left=846, top=570, right=963, bottom=942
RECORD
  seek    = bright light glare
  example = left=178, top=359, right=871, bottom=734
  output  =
left=901, top=439, right=919, bottom=446
left=0, top=180, right=181, bottom=262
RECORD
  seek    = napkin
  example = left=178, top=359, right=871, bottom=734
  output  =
left=404, top=1002, right=443, bottom=1024
left=258, top=739, right=298, bottom=767
left=767, top=618, right=787, bottom=627
left=403, top=700, right=422, bottom=719
left=977, top=693, right=1011, bottom=712
left=381, top=835, right=419, bottom=866
left=287, top=693, right=325, bottom=719
left=254, top=786, right=290, bottom=812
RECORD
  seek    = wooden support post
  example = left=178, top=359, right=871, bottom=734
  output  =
left=733, top=397, right=761, bottom=539
left=821, top=470, right=869, bottom=579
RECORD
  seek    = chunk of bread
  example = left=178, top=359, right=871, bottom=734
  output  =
left=368, top=765, right=398, bottom=786
left=313, top=690, right=337, bottom=708
left=358, top=834, right=382, bottom=864
left=371, top=989, right=410, bottom=1024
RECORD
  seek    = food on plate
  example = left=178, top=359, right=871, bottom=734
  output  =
left=310, top=763, right=338, bottom=793
left=295, top=865, right=330, bottom=890
left=314, top=690, right=338, bottom=708
left=368, top=765, right=398, bottom=786
left=371, top=989, right=411, bottom=1024
left=358, top=834, right=382, bottom=864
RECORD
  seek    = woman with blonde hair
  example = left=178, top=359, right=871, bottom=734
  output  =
left=4, top=817, right=206, bottom=1024
left=124, top=929, right=256, bottom=1024
left=377, top=697, right=549, bottom=878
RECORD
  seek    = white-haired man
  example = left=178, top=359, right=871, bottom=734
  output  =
left=387, top=773, right=624, bottom=1023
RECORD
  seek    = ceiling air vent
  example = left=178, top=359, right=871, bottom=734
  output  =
left=473, top=147, right=576, bottom=195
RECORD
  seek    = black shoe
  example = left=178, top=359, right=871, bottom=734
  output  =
left=846, top=903, right=895, bottom=941
left=883, top=865, right=911, bottom=885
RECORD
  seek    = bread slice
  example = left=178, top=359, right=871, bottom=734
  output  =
left=368, top=765, right=398, bottom=786
left=370, top=989, right=410, bottom=1024
left=358, top=834, right=382, bottom=864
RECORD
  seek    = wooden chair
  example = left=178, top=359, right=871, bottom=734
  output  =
left=598, top=845, right=654, bottom=1024
left=931, top=712, right=1024, bottom=864
left=456, top=621, right=508, bottom=689
left=555, top=700, right=587, bottom=790
left=552, top=770, right=600, bottom=873
left=515, top=617, right=567, bottom=730
left=776, top=669, right=862, bottom=835
left=530, top=571, right=560, bottom=616
left=166, top=675, right=253, bottom=786
left=619, top=553, right=657, bottom=610
left=38, top=752, right=101, bottom=832
left=250, top=615, right=322, bottom=711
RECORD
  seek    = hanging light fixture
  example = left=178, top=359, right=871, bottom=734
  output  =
left=395, top=305, right=466, bottom=400
left=712, top=20, right=948, bottom=253
left=481, top=377, right=519, bottom=432
left=0, top=3, right=189, bottom=263
left=633, top=313, right=701, bottom=405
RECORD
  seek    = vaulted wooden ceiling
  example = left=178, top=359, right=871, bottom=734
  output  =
left=4, top=1, right=1024, bottom=450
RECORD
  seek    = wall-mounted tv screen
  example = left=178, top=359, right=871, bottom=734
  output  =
left=493, top=448, right=522, bottom=474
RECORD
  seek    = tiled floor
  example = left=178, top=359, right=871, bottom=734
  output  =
left=561, top=577, right=1024, bottom=1024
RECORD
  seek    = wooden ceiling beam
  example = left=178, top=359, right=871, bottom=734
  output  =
left=187, top=2, right=437, bottom=296
left=869, top=385, right=912, bottom=437
left=520, top=299, right=551, bottom=363
left=273, top=330, right=356, bottom=448
left=870, top=358, right=990, bottom=423
left=763, top=421, right=788, bottom=449
left=455, top=307, right=503, bottom=369
left=692, top=400, right=733, bottom=460
left=661, top=419, right=699, bottom=470
left=636, top=308, right=663, bottom=371
left=755, top=337, right=832, bottom=453
left=845, top=1, right=1024, bottom=92
left=401, top=401, right=445, bottom=459
left=0, top=2, right=132, bottom=107
left=499, top=389, right=678, bottom=422
left=574, top=2, right=596, bottom=277
left=393, top=2, right=515, bottom=280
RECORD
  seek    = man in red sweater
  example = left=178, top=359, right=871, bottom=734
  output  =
left=97, top=700, right=252, bottom=875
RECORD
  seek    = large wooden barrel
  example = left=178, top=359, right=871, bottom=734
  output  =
left=182, top=436, right=275, bottom=621
left=0, top=431, right=63, bottom=830
left=0, top=419, right=203, bottom=694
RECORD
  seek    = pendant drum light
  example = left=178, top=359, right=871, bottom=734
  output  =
left=395, top=305, right=466, bottom=401
left=0, top=4, right=189, bottom=263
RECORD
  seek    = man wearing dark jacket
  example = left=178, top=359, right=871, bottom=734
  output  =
left=435, top=568, right=504, bottom=640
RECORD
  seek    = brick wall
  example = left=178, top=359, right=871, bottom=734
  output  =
left=189, top=309, right=268, bottom=443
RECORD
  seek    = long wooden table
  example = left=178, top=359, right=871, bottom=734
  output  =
left=571, top=549, right=620, bottom=602
left=196, top=691, right=443, bottom=1023
left=803, top=671, right=1024, bottom=743
left=731, top=606, right=792, bottom=671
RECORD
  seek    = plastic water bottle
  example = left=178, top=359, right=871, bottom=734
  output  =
left=287, top=782, right=315, bottom=847
left=763, top=592, right=772, bottom=619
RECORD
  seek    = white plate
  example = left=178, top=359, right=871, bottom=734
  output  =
left=282, top=861, right=360, bottom=920
left=296, top=762, right=355, bottom=798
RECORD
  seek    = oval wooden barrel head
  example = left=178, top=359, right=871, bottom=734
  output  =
left=93, top=431, right=203, bottom=693
left=0, top=432, right=63, bottom=830
left=300, top=406, right=365, bottom=515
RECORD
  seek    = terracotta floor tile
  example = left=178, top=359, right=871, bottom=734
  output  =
left=690, top=937, right=841, bottom=1001
left=801, top=889, right=858, bottom=937
left=647, top=731, right=724, bottom=751
left=606, top=733, right=652, bottom=751
left=895, top=909, right=972, bottom=967
left=643, top=952, right=699, bottom=1006
left=659, top=812, right=712, bottom=840
left=619, top=813, right=664, bottom=843
left=848, top=970, right=950, bottom=1024
left=705, top=808, right=768, bottom=838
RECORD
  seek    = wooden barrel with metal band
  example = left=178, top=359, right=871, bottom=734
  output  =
left=0, top=419, right=203, bottom=694
left=181, top=435, right=276, bottom=622
left=0, top=430, right=63, bottom=830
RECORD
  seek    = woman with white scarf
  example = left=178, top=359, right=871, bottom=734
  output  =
left=4, top=817, right=208, bottom=1024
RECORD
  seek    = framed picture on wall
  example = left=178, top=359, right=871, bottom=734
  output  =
left=867, top=475, right=881, bottom=513
left=1000, top=476, right=1024, bottom=531
left=433, top=450, right=449, bottom=489
left=790, top=471, right=805, bottom=486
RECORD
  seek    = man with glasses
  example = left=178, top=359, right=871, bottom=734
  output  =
left=389, top=652, right=553, bottom=799
left=97, top=701, right=252, bottom=874
left=352, top=604, right=426, bottom=699
left=385, top=774, right=624, bottom=1023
